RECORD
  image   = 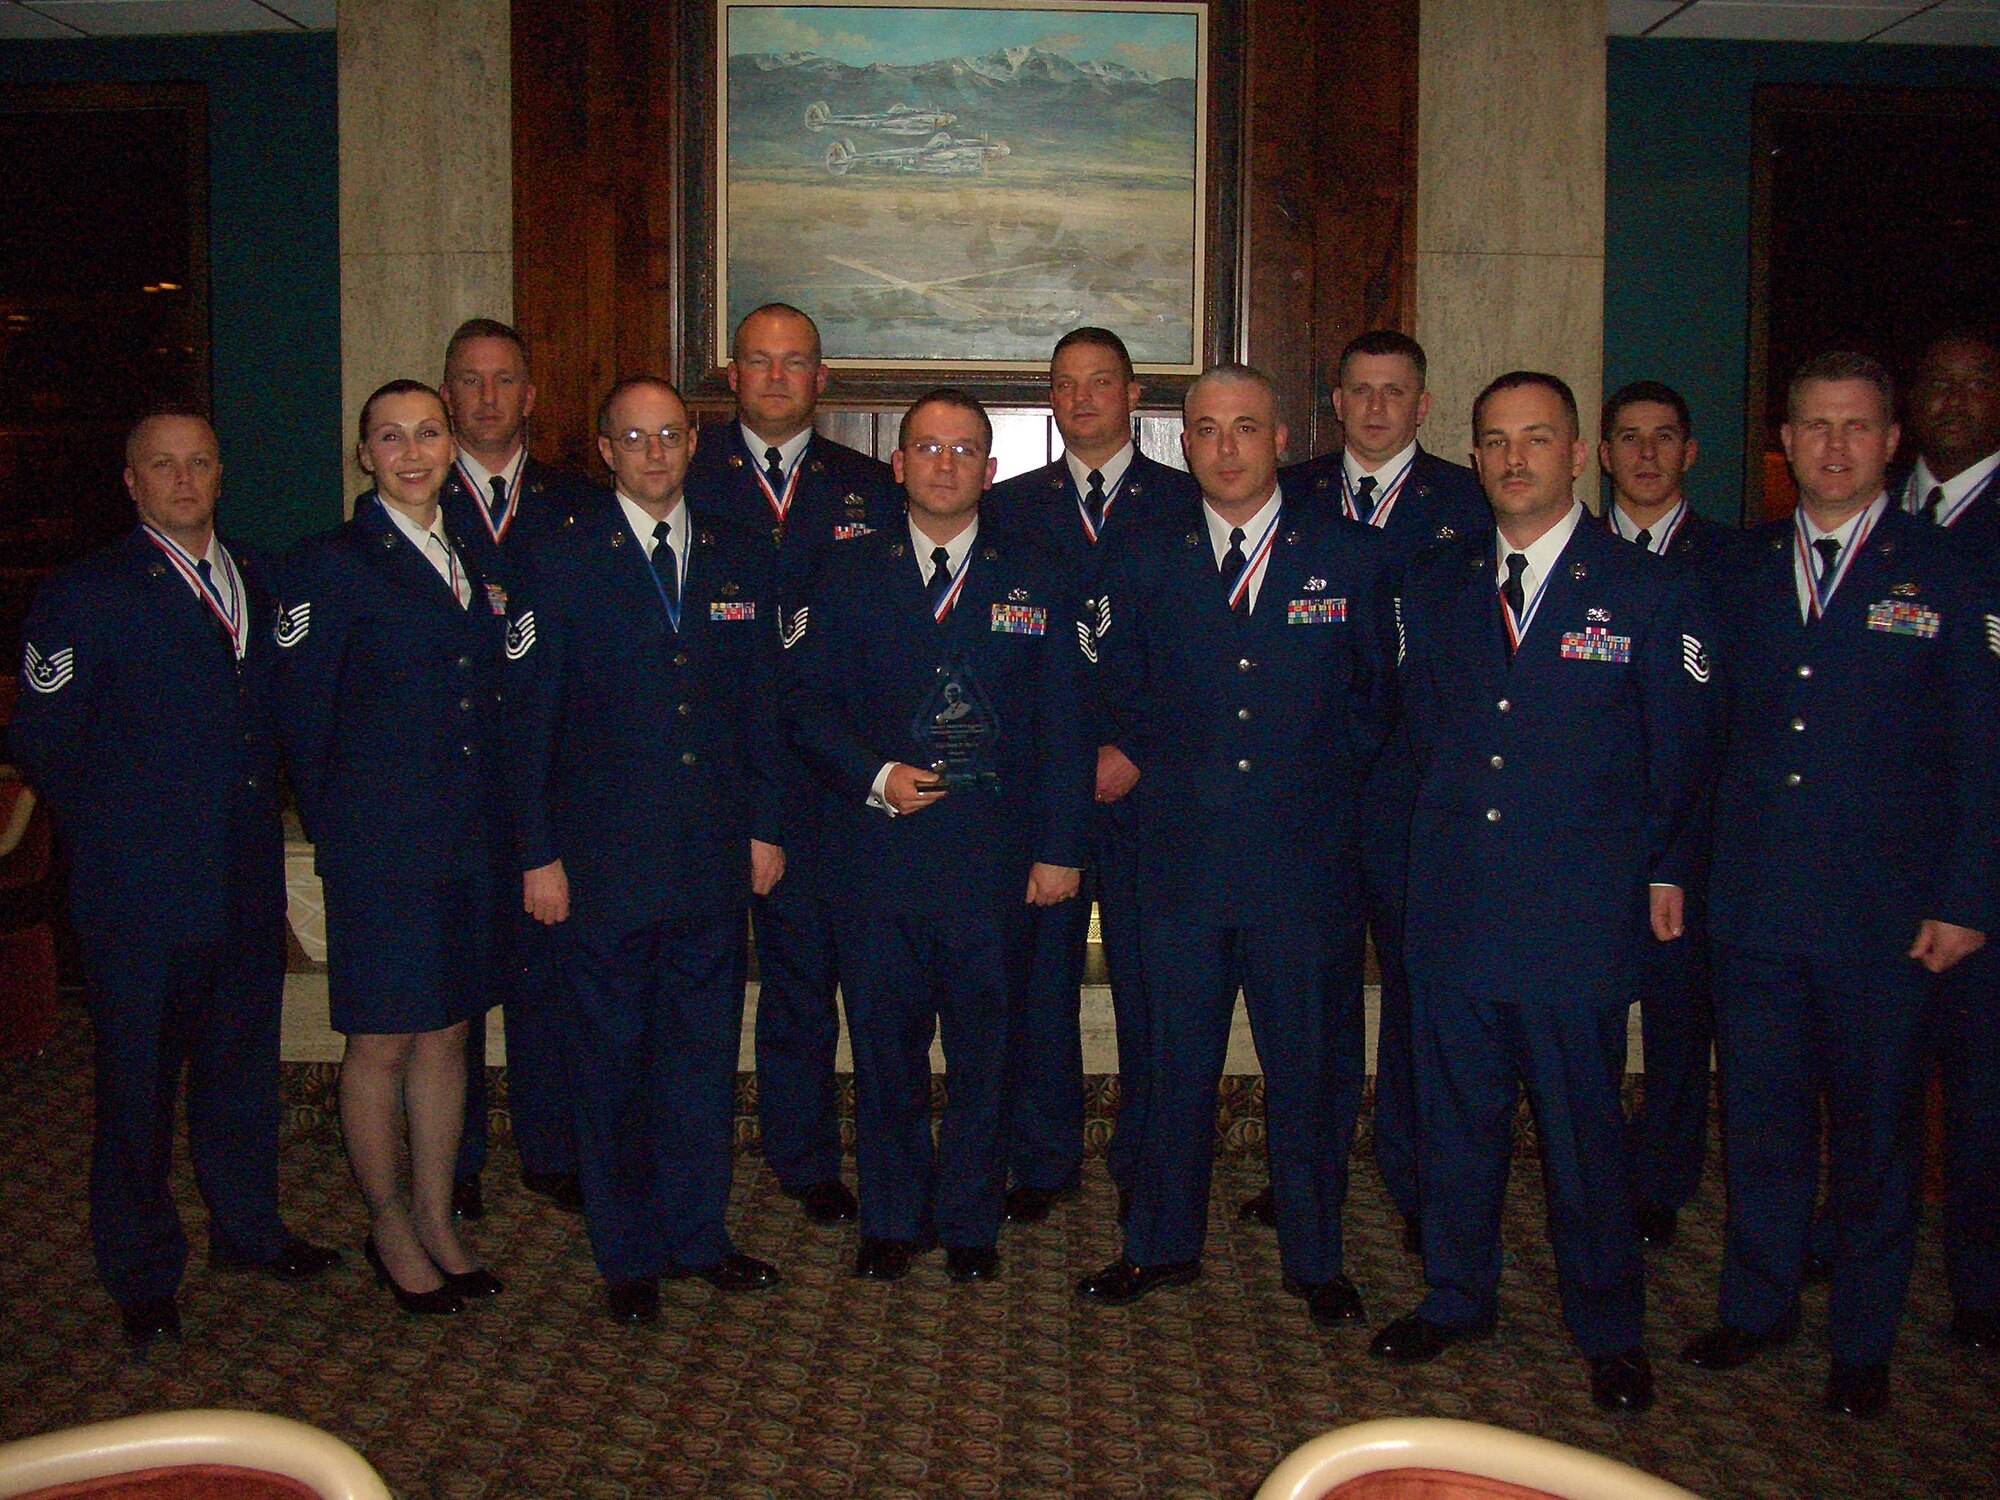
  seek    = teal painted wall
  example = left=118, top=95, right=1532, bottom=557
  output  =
left=1605, top=38, right=1997, bottom=524
left=0, top=33, right=341, bottom=550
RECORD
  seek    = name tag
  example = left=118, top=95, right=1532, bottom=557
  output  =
left=1287, top=597, right=1347, bottom=625
left=1560, top=626, right=1631, bottom=663
left=1866, top=600, right=1939, bottom=639
left=710, top=601, right=756, bottom=622
left=991, top=603, right=1046, bottom=635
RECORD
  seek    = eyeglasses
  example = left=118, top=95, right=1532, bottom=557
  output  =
left=610, top=427, right=688, bottom=452
left=905, top=440, right=986, bottom=459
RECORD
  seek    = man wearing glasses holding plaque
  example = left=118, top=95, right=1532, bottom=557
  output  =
left=785, top=388, right=1092, bottom=1286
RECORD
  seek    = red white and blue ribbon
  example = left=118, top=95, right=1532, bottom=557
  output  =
left=1225, top=506, right=1284, bottom=612
left=1795, top=501, right=1880, bottom=623
left=1498, top=554, right=1559, bottom=654
left=454, top=455, right=522, bottom=543
left=1341, top=450, right=1418, bottom=529
left=1622, top=497, right=1690, bottom=553
left=1075, top=466, right=1129, bottom=544
left=143, top=524, right=246, bottom=658
left=753, top=452, right=803, bottom=525
left=932, top=546, right=973, bottom=622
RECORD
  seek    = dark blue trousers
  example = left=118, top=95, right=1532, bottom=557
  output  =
left=1363, top=889, right=1418, bottom=1223
left=1628, top=923, right=1712, bottom=1211
left=563, top=910, right=745, bottom=1282
left=500, top=916, right=578, bottom=1176
left=1933, top=943, right=2000, bottom=1318
left=82, top=918, right=289, bottom=1304
left=1712, top=944, right=1928, bottom=1365
left=752, top=858, right=843, bottom=1193
left=1006, top=800, right=1150, bottom=1193
left=1127, top=915, right=1362, bottom=1287
left=835, top=908, right=1024, bottom=1248
left=1409, top=978, right=1642, bottom=1357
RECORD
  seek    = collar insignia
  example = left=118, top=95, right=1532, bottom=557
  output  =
left=890, top=542, right=907, bottom=558
left=1570, top=562, right=1588, bottom=580
left=1878, top=540, right=1896, bottom=555
left=1185, top=531, right=1201, bottom=547
left=1283, top=529, right=1300, bottom=546
left=1436, top=525, right=1456, bottom=541
left=982, top=546, right=998, bottom=561
left=727, top=454, right=744, bottom=469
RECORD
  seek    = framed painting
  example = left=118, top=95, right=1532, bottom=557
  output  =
left=680, top=0, right=1241, bottom=402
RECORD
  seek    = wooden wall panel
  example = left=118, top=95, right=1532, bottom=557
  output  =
left=514, top=0, right=1421, bottom=475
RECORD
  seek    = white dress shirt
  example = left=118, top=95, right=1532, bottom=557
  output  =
left=455, top=444, right=526, bottom=506
left=1793, top=491, right=1888, bottom=622
left=380, top=498, right=470, bottom=608
left=1608, top=496, right=1687, bottom=554
left=617, top=490, right=688, bottom=600
left=1494, top=498, right=1586, bottom=641
left=1905, top=450, right=2000, bottom=528
left=1065, top=442, right=1135, bottom=502
left=742, top=423, right=813, bottom=485
left=1202, top=485, right=1284, bottom=613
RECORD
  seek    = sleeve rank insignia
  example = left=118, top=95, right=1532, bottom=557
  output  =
left=274, top=602, right=311, bottom=649
left=22, top=641, right=74, bottom=693
left=505, top=610, right=536, bottom=660
left=1569, top=561, right=1588, bottom=580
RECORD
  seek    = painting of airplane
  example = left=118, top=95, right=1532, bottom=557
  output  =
left=804, top=101, right=959, bottom=136
left=822, top=133, right=1012, bottom=176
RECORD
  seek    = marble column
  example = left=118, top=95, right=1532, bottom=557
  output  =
left=1415, top=0, right=1607, bottom=506
left=337, top=0, right=513, bottom=500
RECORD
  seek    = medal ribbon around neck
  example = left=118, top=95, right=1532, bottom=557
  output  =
left=1794, top=501, right=1880, bottom=623
left=455, top=456, right=522, bottom=543
left=1650, top=497, right=1691, bottom=552
left=931, top=544, right=974, bottom=623
left=1914, top=464, right=2000, bottom=529
left=753, top=447, right=804, bottom=525
left=1075, top=465, right=1130, bottom=544
left=1343, top=449, right=1418, bottom=528
left=1225, top=506, right=1284, bottom=612
left=637, top=523, right=685, bottom=634
left=1498, top=553, right=1560, bottom=654
left=143, top=524, right=245, bottom=658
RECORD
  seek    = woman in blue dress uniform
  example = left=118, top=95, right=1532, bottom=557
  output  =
left=275, top=381, right=508, bottom=1314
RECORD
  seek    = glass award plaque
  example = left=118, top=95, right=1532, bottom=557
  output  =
left=911, top=654, right=1001, bottom=791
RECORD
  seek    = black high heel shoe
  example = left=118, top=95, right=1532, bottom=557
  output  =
left=439, top=1265, right=504, bottom=1299
left=363, top=1237, right=463, bottom=1315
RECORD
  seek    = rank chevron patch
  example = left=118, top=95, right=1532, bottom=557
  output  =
left=1076, top=619, right=1097, bottom=663
left=504, top=610, right=536, bottom=661
left=1682, top=632, right=1710, bottom=683
left=779, top=605, right=809, bottom=650
left=22, top=641, right=73, bottom=693
left=1987, top=614, right=2000, bottom=658
left=273, top=602, right=310, bottom=649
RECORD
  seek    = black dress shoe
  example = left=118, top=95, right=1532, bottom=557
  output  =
left=1003, top=1181, right=1074, bottom=1225
left=1075, top=1256, right=1200, bottom=1306
left=1680, top=1318, right=1797, bottom=1371
left=362, top=1238, right=462, bottom=1316
left=681, top=1251, right=781, bottom=1293
left=441, top=1265, right=504, bottom=1298
left=1368, top=1310, right=1493, bottom=1363
left=606, top=1278, right=660, bottom=1325
left=213, top=1235, right=343, bottom=1281
left=119, top=1296, right=181, bottom=1349
left=522, top=1170, right=585, bottom=1213
left=1301, top=1273, right=1365, bottom=1327
left=451, top=1177, right=484, bottom=1222
left=1950, top=1307, right=2000, bottom=1350
left=1590, top=1348, right=1656, bottom=1413
left=1823, top=1359, right=1889, bottom=1417
left=855, top=1238, right=916, bottom=1281
left=1401, top=1215, right=1423, bottom=1256
left=946, top=1246, right=1001, bottom=1282
left=1238, top=1183, right=1276, bottom=1227
left=1634, top=1199, right=1678, bottom=1248
left=791, top=1180, right=858, bottom=1225
left=1801, top=1247, right=1833, bottom=1284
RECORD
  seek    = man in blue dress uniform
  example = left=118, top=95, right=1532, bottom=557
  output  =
left=505, top=377, right=786, bottom=1324
left=786, top=388, right=1091, bottom=1283
left=684, top=303, right=901, bottom=1228
left=1680, top=351, right=2000, bottom=1417
left=1895, top=330, right=2000, bottom=1353
left=437, top=317, right=602, bottom=1221
left=1597, top=379, right=1744, bottom=1250
left=1370, top=372, right=1718, bottom=1414
left=1236, top=331, right=1489, bottom=1249
left=1076, top=364, right=1393, bottom=1327
left=982, top=327, right=1199, bottom=1227
left=13, top=411, right=339, bottom=1348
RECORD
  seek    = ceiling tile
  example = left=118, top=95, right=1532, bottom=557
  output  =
left=1651, top=2, right=1927, bottom=42
left=254, top=0, right=331, bottom=26
left=0, top=2, right=83, bottom=35
left=1874, top=2, right=2000, bottom=44
left=1609, top=0, right=1685, bottom=35
left=22, top=0, right=299, bottom=35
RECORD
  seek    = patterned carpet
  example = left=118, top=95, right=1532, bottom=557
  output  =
left=2, top=1003, right=1995, bottom=1500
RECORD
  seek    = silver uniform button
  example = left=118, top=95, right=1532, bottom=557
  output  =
left=1797, top=664, right=1813, bottom=679
left=1784, top=772, right=1802, bottom=787
left=1237, top=657, right=1254, bottom=673
left=1489, top=755, right=1504, bottom=769
left=1236, top=758, right=1252, bottom=772
left=1237, top=708, right=1250, bottom=721
left=1485, top=807, right=1502, bottom=823
left=1496, top=698, right=1511, bottom=712
left=1790, top=716, right=1806, bottom=731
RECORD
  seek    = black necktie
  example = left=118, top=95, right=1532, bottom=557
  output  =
left=928, top=546, right=953, bottom=612
left=1924, top=485, right=1946, bottom=523
left=652, top=519, right=680, bottom=614
left=1085, top=469, right=1107, bottom=534
left=1221, top=527, right=1247, bottom=612
left=1813, top=536, right=1841, bottom=585
left=1353, top=474, right=1377, bottom=519
left=195, top=557, right=214, bottom=592
left=1500, top=552, right=1528, bottom=621
left=765, top=446, right=785, bottom=490
left=1633, top=527, right=1653, bottom=550
left=489, top=474, right=509, bottom=523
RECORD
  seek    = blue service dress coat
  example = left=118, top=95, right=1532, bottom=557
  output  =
left=273, top=496, right=510, bottom=1034
left=13, top=525, right=295, bottom=1300
left=981, top=449, right=1202, bottom=1195
left=683, top=422, right=899, bottom=1195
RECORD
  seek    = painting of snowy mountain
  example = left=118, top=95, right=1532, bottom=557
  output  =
left=718, top=2, right=1208, bottom=370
